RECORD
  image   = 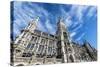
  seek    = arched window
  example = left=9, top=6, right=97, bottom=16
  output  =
left=16, top=49, right=21, bottom=53
left=68, top=48, right=72, bottom=52
left=63, top=32, right=68, bottom=38
left=31, top=36, right=34, bottom=41
left=69, top=55, right=74, bottom=62
left=34, top=37, right=37, bottom=42
left=17, top=40, right=21, bottom=44
left=30, top=44, right=35, bottom=50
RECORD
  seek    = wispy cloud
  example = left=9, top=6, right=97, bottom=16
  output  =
left=69, top=5, right=88, bottom=22
left=76, top=33, right=85, bottom=41
left=37, top=21, right=46, bottom=32
left=70, top=32, right=76, bottom=38
left=61, top=5, right=88, bottom=39
left=72, top=24, right=82, bottom=31
left=13, top=23, right=20, bottom=38
left=86, top=7, right=97, bottom=18
left=12, top=1, right=57, bottom=39
left=45, top=19, right=56, bottom=34
left=11, top=1, right=97, bottom=48
left=64, top=5, right=96, bottom=41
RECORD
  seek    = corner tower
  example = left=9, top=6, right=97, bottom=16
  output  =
left=12, top=17, right=39, bottom=66
left=14, top=17, right=39, bottom=47
left=56, top=17, right=76, bottom=63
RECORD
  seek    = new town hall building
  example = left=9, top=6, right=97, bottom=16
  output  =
left=11, top=17, right=97, bottom=66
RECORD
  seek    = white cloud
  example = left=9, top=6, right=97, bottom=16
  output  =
left=28, top=3, right=57, bottom=34
left=13, top=2, right=52, bottom=37
left=45, top=19, right=55, bottom=34
left=60, top=8, right=73, bottom=27
left=14, top=19, right=21, bottom=27
left=65, top=16, right=73, bottom=27
left=14, top=6, right=28, bottom=25
left=13, top=23, right=20, bottom=37
left=70, top=32, right=76, bottom=38
left=76, top=33, right=85, bottom=41
left=13, top=2, right=96, bottom=43
left=37, top=21, right=46, bottom=32
left=60, top=5, right=89, bottom=29
left=86, top=7, right=97, bottom=18
left=69, top=5, right=88, bottom=22
left=72, top=24, right=82, bottom=31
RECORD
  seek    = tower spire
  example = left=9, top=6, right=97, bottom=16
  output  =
left=31, top=16, right=39, bottom=25
left=58, top=16, right=64, bottom=24
left=24, top=16, right=39, bottom=32
left=56, top=16, right=76, bottom=63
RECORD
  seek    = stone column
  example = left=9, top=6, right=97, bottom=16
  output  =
left=43, top=38, right=49, bottom=64
left=61, top=32, right=67, bottom=63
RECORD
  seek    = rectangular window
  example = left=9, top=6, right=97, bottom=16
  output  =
left=27, top=43, right=34, bottom=50
left=31, top=36, right=34, bottom=41
left=41, top=39, right=45, bottom=44
left=34, top=44, right=38, bottom=52
left=40, top=46, right=44, bottom=54
left=30, top=44, right=34, bottom=50
left=27, top=44, right=31, bottom=49
left=34, top=37, right=37, bottom=42
left=18, top=40, right=21, bottom=44
left=48, top=47, right=50, bottom=55
left=38, top=45, right=42, bottom=52
left=48, top=47, right=52, bottom=55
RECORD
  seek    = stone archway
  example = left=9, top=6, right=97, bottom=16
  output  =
left=16, top=64, right=24, bottom=66
left=69, top=55, right=74, bottom=62
left=35, top=62, right=42, bottom=65
left=15, top=62, right=28, bottom=66
left=36, top=64, right=40, bottom=65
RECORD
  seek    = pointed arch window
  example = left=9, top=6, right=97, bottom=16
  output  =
left=69, top=55, right=74, bottom=62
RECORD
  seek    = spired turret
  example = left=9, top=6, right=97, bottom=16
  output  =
left=25, top=17, right=39, bottom=32
left=14, top=17, right=39, bottom=45
left=11, top=17, right=40, bottom=66
left=83, top=40, right=97, bottom=61
left=56, top=17, right=76, bottom=63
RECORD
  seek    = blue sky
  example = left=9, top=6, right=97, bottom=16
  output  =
left=11, top=1, right=97, bottom=49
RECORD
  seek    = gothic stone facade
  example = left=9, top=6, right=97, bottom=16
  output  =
left=11, top=17, right=97, bottom=66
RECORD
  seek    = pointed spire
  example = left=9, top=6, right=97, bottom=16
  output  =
left=58, top=16, right=64, bottom=23
left=35, top=16, right=39, bottom=22
left=32, top=16, right=39, bottom=23
left=57, top=16, right=66, bottom=28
